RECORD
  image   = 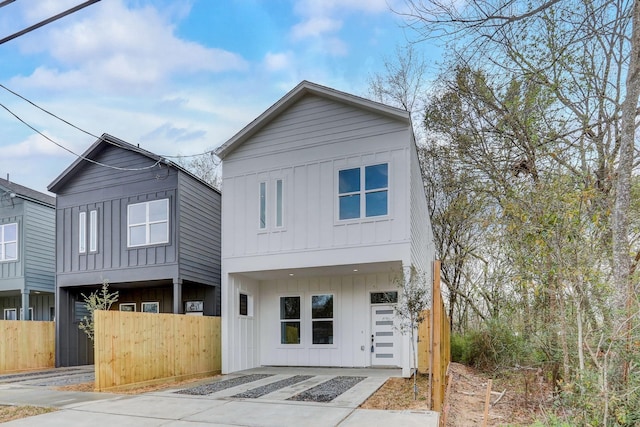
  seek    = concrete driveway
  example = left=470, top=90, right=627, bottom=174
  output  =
left=0, top=367, right=439, bottom=427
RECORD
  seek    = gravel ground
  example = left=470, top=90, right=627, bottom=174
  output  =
left=0, top=368, right=84, bottom=383
left=176, top=374, right=274, bottom=396
left=288, top=376, right=365, bottom=403
left=232, top=375, right=313, bottom=399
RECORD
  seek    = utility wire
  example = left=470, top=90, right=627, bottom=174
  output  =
left=0, top=84, right=101, bottom=140
left=0, top=101, right=162, bottom=171
left=0, top=84, right=218, bottom=159
left=0, top=0, right=101, bottom=45
left=0, top=1, right=16, bottom=9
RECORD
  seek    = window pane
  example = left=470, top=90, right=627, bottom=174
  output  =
left=276, top=179, right=283, bottom=227
left=4, top=242, right=16, bottom=260
left=370, top=291, right=398, bottom=304
left=79, top=212, right=86, bottom=253
left=339, top=168, right=360, bottom=194
left=148, top=200, right=168, bottom=222
left=312, top=295, right=333, bottom=319
left=259, top=182, right=266, bottom=229
left=239, top=293, right=248, bottom=316
left=128, top=203, right=146, bottom=224
left=281, top=322, right=301, bottom=344
left=3, top=223, right=16, bottom=241
left=365, top=164, right=388, bottom=190
left=149, top=222, right=168, bottom=244
left=339, top=195, right=360, bottom=220
left=312, top=321, right=333, bottom=344
left=89, top=210, right=97, bottom=252
left=280, top=296, right=300, bottom=319
left=129, top=225, right=146, bottom=246
left=366, top=191, right=388, bottom=217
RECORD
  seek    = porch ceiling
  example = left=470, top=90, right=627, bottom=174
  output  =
left=236, top=260, right=402, bottom=280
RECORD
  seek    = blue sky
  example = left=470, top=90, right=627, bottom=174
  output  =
left=0, top=0, right=438, bottom=193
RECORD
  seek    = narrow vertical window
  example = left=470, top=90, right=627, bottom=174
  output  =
left=275, top=179, right=283, bottom=228
left=259, top=181, right=267, bottom=229
left=0, top=223, right=17, bottom=261
left=89, top=210, right=98, bottom=252
left=78, top=211, right=86, bottom=254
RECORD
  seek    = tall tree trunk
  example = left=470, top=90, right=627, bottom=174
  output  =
left=613, top=0, right=640, bottom=384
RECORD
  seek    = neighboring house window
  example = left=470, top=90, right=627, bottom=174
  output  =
left=280, top=296, right=301, bottom=344
left=89, top=210, right=98, bottom=252
left=311, top=294, right=334, bottom=345
left=80, top=210, right=98, bottom=253
left=4, top=308, right=17, bottom=320
left=142, top=302, right=159, bottom=313
left=259, top=182, right=267, bottom=229
left=338, top=163, right=388, bottom=220
left=127, top=199, right=169, bottom=247
left=239, top=293, right=253, bottom=317
left=119, top=303, right=136, bottom=312
left=79, top=211, right=86, bottom=253
left=0, top=223, right=17, bottom=261
left=275, top=179, right=283, bottom=228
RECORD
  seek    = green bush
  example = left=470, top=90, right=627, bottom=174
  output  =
left=453, top=319, right=532, bottom=371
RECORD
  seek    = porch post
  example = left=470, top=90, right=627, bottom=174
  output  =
left=21, top=290, right=30, bottom=320
left=173, top=278, right=183, bottom=314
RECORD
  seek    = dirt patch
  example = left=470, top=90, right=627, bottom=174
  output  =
left=362, top=363, right=552, bottom=426
left=0, top=405, right=56, bottom=423
left=360, top=374, right=431, bottom=410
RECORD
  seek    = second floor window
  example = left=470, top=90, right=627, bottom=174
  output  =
left=338, top=163, right=388, bottom=220
left=0, top=223, right=17, bottom=261
left=79, top=210, right=98, bottom=253
left=127, top=199, right=169, bottom=247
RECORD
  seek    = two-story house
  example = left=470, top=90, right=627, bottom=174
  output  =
left=48, top=134, right=221, bottom=366
left=215, top=81, right=435, bottom=377
left=0, top=177, right=56, bottom=321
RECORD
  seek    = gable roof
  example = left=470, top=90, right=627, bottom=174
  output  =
left=48, top=133, right=220, bottom=194
left=214, top=80, right=411, bottom=159
left=0, top=177, right=55, bottom=207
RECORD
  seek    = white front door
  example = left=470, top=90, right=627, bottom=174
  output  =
left=370, top=304, right=399, bottom=366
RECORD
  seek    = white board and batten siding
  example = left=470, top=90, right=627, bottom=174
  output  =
left=219, top=83, right=435, bottom=376
left=222, top=94, right=414, bottom=272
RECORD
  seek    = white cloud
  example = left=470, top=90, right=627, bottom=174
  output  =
left=2, top=132, right=76, bottom=158
left=263, top=52, right=294, bottom=72
left=14, top=0, right=248, bottom=92
left=291, top=17, right=342, bottom=40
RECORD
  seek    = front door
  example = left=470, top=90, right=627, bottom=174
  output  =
left=370, top=304, right=399, bottom=366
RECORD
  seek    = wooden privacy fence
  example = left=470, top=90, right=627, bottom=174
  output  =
left=94, top=310, right=221, bottom=391
left=0, top=320, right=55, bottom=373
left=418, top=260, right=452, bottom=412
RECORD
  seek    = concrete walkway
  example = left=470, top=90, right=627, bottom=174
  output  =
left=0, top=367, right=439, bottom=427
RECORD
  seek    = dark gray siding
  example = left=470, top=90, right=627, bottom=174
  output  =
left=55, top=146, right=181, bottom=286
left=23, top=201, right=55, bottom=293
left=177, top=173, right=221, bottom=286
left=53, top=141, right=222, bottom=366
left=0, top=293, right=54, bottom=321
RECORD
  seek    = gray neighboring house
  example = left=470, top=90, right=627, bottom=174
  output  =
left=48, top=134, right=221, bottom=367
left=0, top=177, right=56, bottom=321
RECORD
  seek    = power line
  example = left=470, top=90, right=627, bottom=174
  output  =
left=0, top=84, right=218, bottom=159
left=0, top=0, right=101, bottom=46
left=0, top=101, right=162, bottom=172
left=0, top=1, right=17, bottom=9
